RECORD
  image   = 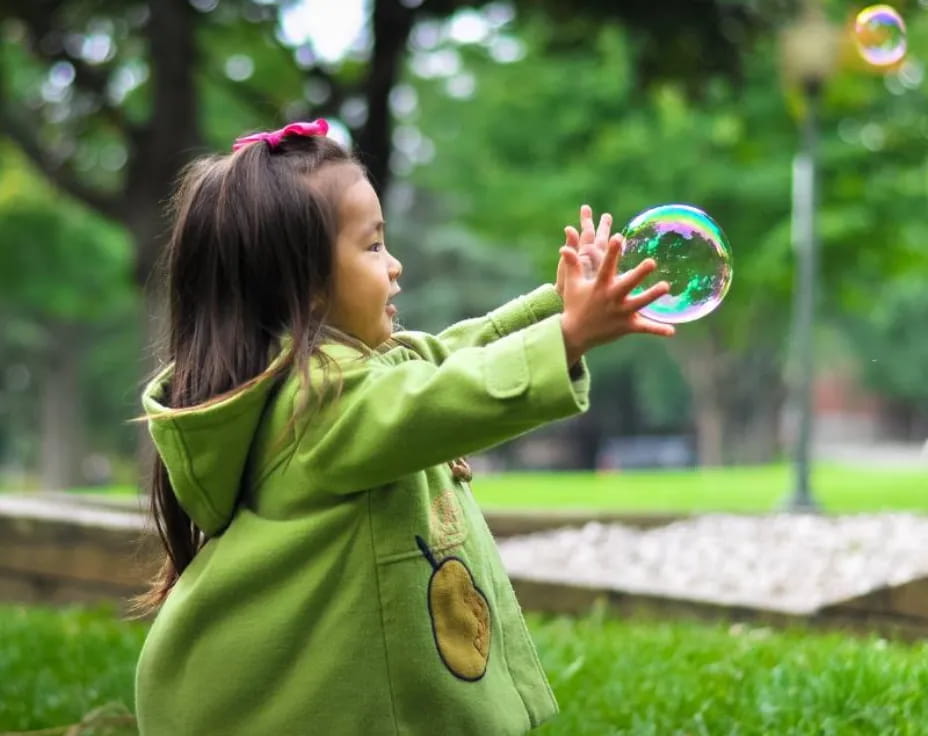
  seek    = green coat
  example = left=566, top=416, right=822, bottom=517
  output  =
left=136, top=285, right=590, bottom=735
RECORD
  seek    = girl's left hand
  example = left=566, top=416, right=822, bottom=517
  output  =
left=556, top=204, right=614, bottom=299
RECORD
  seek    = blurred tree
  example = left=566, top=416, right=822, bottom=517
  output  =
left=404, top=21, right=792, bottom=463
left=0, top=0, right=427, bottom=367
left=839, top=277, right=928, bottom=440
left=0, top=144, right=134, bottom=489
left=1, top=0, right=924, bottom=477
left=0, top=0, right=430, bottom=481
left=0, top=0, right=788, bottom=480
left=0, top=0, right=780, bottom=306
left=402, top=11, right=928, bottom=464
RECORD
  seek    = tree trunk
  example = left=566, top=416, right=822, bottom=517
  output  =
left=131, top=216, right=172, bottom=492
left=692, top=397, right=725, bottom=467
left=672, top=330, right=786, bottom=466
left=40, top=323, right=84, bottom=490
left=357, top=0, right=417, bottom=194
left=125, top=0, right=201, bottom=490
left=730, top=394, right=783, bottom=463
left=724, top=350, right=786, bottom=464
left=673, top=334, right=726, bottom=466
left=572, top=413, right=602, bottom=470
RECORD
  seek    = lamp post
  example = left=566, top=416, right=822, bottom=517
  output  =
left=778, top=1, right=839, bottom=512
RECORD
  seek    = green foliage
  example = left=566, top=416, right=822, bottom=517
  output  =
left=404, top=19, right=802, bottom=451
left=0, top=604, right=146, bottom=732
left=391, top=213, right=540, bottom=333
left=584, top=336, right=693, bottom=433
left=409, top=21, right=797, bottom=344
left=816, top=13, right=928, bottom=313
left=410, top=12, right=928, bottom=334
left=2, top=0, right=927, bottom=475
left=841, top=277, right=928, bottom=406
left=0, top=145, right=134, bottom=324
left=401, top=7, right=928, bottom=443
left=0, top=144, right=141, bottom=467
left=195, top=13, right=308, bottom=149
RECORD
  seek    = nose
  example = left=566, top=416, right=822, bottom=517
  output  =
left=388, top=250, right=403, bottom=280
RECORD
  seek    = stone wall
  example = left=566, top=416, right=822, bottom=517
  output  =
left=0, top=494, right=158, bottom=615
left=3, top=493, right=928, bottom=639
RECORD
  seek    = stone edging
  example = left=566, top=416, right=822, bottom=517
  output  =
left=4, top=493, right=928, bottom=639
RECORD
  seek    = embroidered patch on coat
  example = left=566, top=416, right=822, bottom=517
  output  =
left=415, top=535, right=490, bottom=681
left=428, top=490, right=466, bottom=552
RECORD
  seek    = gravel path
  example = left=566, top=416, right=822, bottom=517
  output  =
left=497, top=514, right=928, bottom=614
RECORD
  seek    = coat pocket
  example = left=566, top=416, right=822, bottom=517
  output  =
left=374, top=534, right=533, bottom=734
left=482, top=334, right=529, bottom=399
left=415, top=535, right=491, bottom=681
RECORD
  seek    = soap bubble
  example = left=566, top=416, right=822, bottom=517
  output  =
left=855, top=5, right=907, bottom=68
left=621, top=204, right=733, bottom=324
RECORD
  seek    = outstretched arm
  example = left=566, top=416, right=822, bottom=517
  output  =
left=393, top=283, right=565, bottom=365
left=293, top=314, right=589, bottom=494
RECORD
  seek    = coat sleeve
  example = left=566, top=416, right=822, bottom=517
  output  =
left=291, top=314, right=589, bottom=494
left=392, top=284, right=564, bottom=365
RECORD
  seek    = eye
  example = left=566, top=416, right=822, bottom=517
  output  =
left=369, top=242, right=384, bottom=252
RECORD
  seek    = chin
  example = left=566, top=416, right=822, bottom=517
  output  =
left=368, top=323, right=393, bottom=348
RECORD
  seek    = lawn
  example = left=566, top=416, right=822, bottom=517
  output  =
left=4, top=604, right=928, bottom=734
left=5, top=463, right=927, bottom=514
left=532, top=610, right=928, bottom=735
left=0, top=605, right=145, bottom=735
left=470, top=463, right=928, bottom=514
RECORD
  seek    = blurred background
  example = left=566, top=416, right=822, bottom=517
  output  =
left=0, top=0, right=926, bottom=496
left=3, top=2, right=928, bottom=731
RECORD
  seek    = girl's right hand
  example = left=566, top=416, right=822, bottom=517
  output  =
left=559, top=228, right=675, bottom=367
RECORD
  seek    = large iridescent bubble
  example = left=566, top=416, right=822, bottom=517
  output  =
left=855, top=5, right=907, bottom=68
left=620, top=204, right=733, bottom=324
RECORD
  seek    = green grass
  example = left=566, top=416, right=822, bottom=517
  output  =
left=65, top=486, right=139, bottom=496
left=0, top=604, right=146, bottom=733
left=63, top=464, right=928, bottom=513
left=470, top=463, right=928, bottom=513
left=529, top=610, right=928, bottom=735
left=6, top=464, right=928, bottom=514
left=5, top=604, right=928, bottom=734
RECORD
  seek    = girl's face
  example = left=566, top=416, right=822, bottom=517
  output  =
left=328, top=176, right=403, bottom=348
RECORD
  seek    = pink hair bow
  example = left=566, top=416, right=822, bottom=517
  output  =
left=232, top=119, right=329, bottom=152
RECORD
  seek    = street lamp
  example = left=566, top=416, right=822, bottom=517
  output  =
left=778, top=0, right=840, bottom=512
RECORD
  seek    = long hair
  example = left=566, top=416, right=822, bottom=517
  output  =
left=132, top=133, right=364, bottom=616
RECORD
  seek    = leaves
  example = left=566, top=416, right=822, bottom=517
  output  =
left=0, top=145, right=134, bottom=325
left=404, top=5, right=928, bottom=422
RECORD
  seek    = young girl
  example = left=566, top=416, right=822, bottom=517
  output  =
left=134, top=120, right=673, bottom=735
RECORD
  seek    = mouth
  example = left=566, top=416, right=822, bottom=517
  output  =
left=386, top=287, right=401, bottom=317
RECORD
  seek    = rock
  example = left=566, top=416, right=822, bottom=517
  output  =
left=497, top=513, right=928, bottom=614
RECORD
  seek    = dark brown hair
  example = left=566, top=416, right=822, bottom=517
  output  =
left=132, top=133, right=364, bottom=616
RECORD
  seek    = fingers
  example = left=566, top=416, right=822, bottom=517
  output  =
left=595, top=235, right=623, bottom=288
left=564, top=226, right=580, bottom=249
left=622, top=280, right=670, bottom=313
left=595, top=212, right=612, bottom=250
left=559, top=246, right=582, bottom=276
left=613, top=257, right=658, bottom=297
left=580, top=204, right=595, bottom=246
left=612, top=232, right=625, bottom=257
left=630, top=314, right=676, bottom=337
